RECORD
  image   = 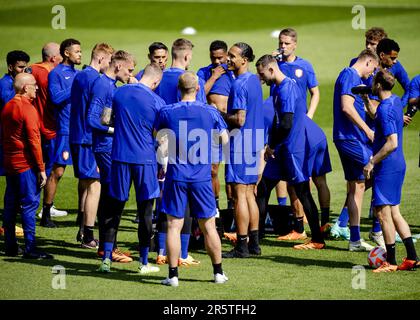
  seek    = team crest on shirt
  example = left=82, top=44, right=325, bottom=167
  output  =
left=295, top=69, right=303, bottom=78
left=62, top=151, right=69, bottom=161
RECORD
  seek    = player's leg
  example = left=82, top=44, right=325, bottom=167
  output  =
left=313, top=174, right=331, bottom=227
left=80, top=178, right=101, bottom=248
left=275, top=181, right=288, bottom=206
left=163, top=215, right=183, bottom=286
left=211, top=163, right=220, bottom=209
left=256, top=177, right=279, bottom=239
left=3, top=175, right=20, bottom=255
left=41, top=164, right=65, bottom=228
left=246, top=184, right=261, bottom=255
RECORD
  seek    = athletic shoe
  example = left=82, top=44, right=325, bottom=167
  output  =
left=223, top=232, right=237, bottom=244
left=277, top=230, right=307, bottom=241
left=178, top=255, right=201, bottom=266
left=156, top=255, right=168, bottom=265
left=97, top=258, right=111, bottom=273
left=139, top=264, right=160, bottom=274
left=320, top=223, right=332, bottom=235
left=397, top=258, right=419, bottom=271
left=349, top=239, right=374, bottom=252
left=214, top=272, right=228, bottom=284
left=40, top=219, right=57, bottom=228
left=369, top=231, right=385, bottom=248
left=248, top=246, right=261, bottom=256
left=81, top=239, right=99, bottom=249
left=161, top=276, right=179, bottom=287
left=373, top=261, right=398, bottom=273
left=330, top=223, right=350, bottom=240
left=38, top=206, right=68, bottom=218
left=293, top=240, right=325, bottom=250
left=5, top=246, right=23, bottom=257
left=222, top=248, right=249, bottom=258
left=97, top=248, right=132, bottom=262
left=395, top=233, right=417, bottom=243
left=0, top=226, right=24, bottom=237
left=23, top=250, right=54, bottom=259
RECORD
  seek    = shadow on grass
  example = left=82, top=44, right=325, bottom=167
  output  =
left=259, top=254, right=356, bottom=269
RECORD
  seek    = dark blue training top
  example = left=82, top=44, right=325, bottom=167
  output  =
left=197, top=63, right=235, bottom=96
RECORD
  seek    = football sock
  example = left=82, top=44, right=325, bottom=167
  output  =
left=338, top=207, right=349, bottom=228
left=76, top=210, right=84, bottom=227
left=402, top=237, right=418, bottom=261
left=157, top=232, right=167, bottom=256
left=248, top=230, right=259, bottom=248
left=215, top=197, right=219, bottom=209
left=213, top=263, right=223, bottom=275
left=227, top=198, right=234, bottom=210
left=237, top=234, right=248, bottom=252
left=385, top=243, right=397, bottom=265
left=277, top=197, right=287, bottom=206
left=180, top=234, right=190, bottom=260
left=321, top=207, right=330, bottom=226
left=294, top=217, right=304, bottom=233
left=140, top=246, right=149, bottom=266
left=83, top=225, right=94, bottom=242
left=169, top=267, right=178, bottom=279
left=371, top=217, right=382, bottom=233
left=42, top=202, right=52, bottom=216
left=350, top=226, right=360, bottom=242
left=104, top=241, right=113, bottom=260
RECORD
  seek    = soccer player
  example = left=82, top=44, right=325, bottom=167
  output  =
left=88, top=50, right=135, bottom=263
left=42, top=39, right=81, bottom=228
left=256, top=54, right=325, bottom=250
left=97, top=62, right=162, bottom=274
left=407, top=74, right=420, bottom=113
left=333, top=49, right=379, bottom=252
left=135, top=42, right=168, bottom=80
left=70, top=43, right=114, bottom=248
left=1, top=73, right=52, bottom=259
left=0, top=50, right=30, bottom=178
left=31, top=43, right=68, bottom=220
left=349, top=28, right=410, bottom=108
left=221, top=43, right=265, bottom=258
left=363, top=70, right=419, bottom=272
left=157, top=71, right=228, bottom=286
left=197, top=40, right=235, bottom=212
left=154, top=38, right=205, bottom=266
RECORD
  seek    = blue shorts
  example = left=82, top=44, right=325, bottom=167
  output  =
left=42, top=137, right=56, bottom=177
left=335, top=140, right=372, bottom=181
left=263, top=156, right=283, bottom=181
left=71, top=144, right=100, bottom=179
left=307, top=139, right=332, bottom=177
left=225, top=153, right=259, bottom=184
left=281, top=151, right=309, bottom=185
left=161, top=179, right=217, bottom=219
left=94, top=151, right=112, bottom=185
left=109, top=161, right=160, bottom=202
left=372, top=169, right=405, bottom=207
left=52, top=134, right=72, bottom=166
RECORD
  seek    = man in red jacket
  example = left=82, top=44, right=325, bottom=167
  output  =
left=1, top=72, right=52, bottom=259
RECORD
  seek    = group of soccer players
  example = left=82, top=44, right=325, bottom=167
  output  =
left=0, top=26, right=419, bottom=286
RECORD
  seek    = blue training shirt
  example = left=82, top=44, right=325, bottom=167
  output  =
left=373, top=94, right=405, bottom=174
left=112, top=82, right=165, bottom=164
left=408, top=74, right=420, bottom=101
left=227, top=71, right=265, bottom=158
left=333, top=67, right=368, bottom=143
left=270, top=57, right=318, bottom=106
left=0, top=74, right=14, bottom=110
left=197, top=63, right=235, bottom=96
left=271, top=77, right=307, bottom=153
left=70, top=66, right=100, bottom=144
left=155, top=67, right=206, bottom=104
left=156, top=100, right=227, bottom=182
left=263, top=96, right=275, bottom=145
left=48, top=63, right=78, bottom=136
left=88, top=74, right=117, bottom=153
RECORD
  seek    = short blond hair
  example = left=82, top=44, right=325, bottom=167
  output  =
left=91, top=43, right=114, bottom=60
left=178, top=71, right=198, bottom=94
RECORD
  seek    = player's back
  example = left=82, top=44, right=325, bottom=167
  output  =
left=112, top=83, right=164, bottom=164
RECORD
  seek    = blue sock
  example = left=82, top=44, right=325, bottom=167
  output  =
left=104, top=242, right=114, bottom=261
left=157, top=232, right=167, bottom=256
left=140, top=246, right=149, bottom=266
left=338, top=207, right=349, bottom=228
left=350, top=226, right=360, bottom=242
left=180, top=234, right=190, bottom=259
left=277, top=197, right=287, bottom=206
left=371, top=217, right=382, bottom=233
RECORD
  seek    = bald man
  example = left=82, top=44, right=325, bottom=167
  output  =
left=31, top=43, right=68, bottom=222
left=1, top=73, right=53, bottom=259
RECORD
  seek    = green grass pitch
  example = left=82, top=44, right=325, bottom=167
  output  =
left=0, top=0, right=419, bottom=300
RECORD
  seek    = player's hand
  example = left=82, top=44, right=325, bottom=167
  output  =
left=211, top=66, right=226, bottom=80
left=254, top=174, right=262, bottom=196
left=264, top=147, right=275, bottom=161
left=363, top=161, right=374, bottom=180
left=366, top=129, right=374, bottom=143
left=38, top=171, right=47, bottom=188
left=403, top=115, right=412, bottom=127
